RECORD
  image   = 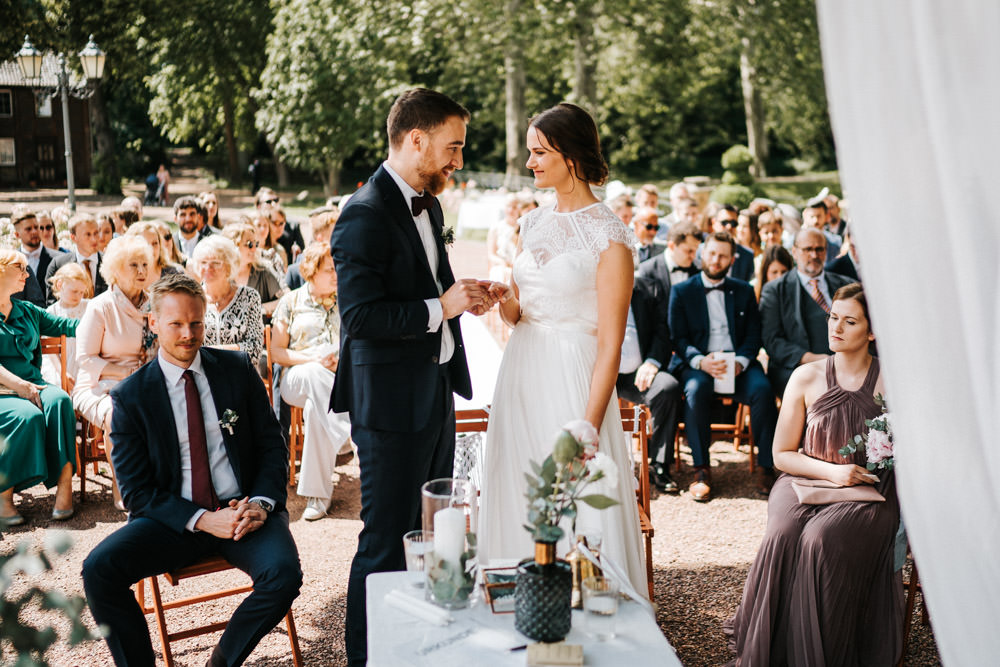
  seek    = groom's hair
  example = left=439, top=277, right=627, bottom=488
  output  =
left=150, top=273, right=206, bottom=314
left=387, top=88, right=470, bottom=149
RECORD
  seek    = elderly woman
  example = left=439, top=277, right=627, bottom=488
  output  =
left=125, top=221, right=182, bottom=284
left=192, top=236, right=264, bottom=363
left=271, top=242, right=351, bottom=521
left=74, top=236, right=156, bottom=510
left=221, top=222, right=287, bottom=316
left=0, top=250, right=78, bottom=525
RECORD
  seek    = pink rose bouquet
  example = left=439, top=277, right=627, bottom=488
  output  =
left=839, top=394, right=894, bottom=472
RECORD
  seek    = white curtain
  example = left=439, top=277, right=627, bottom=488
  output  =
left=816, top=1, right=1000, bottom=663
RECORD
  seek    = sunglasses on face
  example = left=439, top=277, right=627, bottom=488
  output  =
left=39, top=224, right=54, bottom=231
left=644, top=223, right=659, bottom=231
left=261, top=198, right=279, bottom=205
left=244, top=240, right=259, bottom=248
left=719, top=219, right=738, bottom=228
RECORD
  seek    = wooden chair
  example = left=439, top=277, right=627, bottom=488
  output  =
left=898, top=558, right=930, bottom=667
left=674, top=396, right=755, bottom=473
left=135, top=554, right=302, bottom=667
left=76, top=416, right=107, bottom=503
left=455, top=408, right=490, bottom=433
left=454, top=408, right=490, bottom=486
left=39, top=335, right=68, bottom=391
left=620, top=399, right=656, bottom=601
left=264, top=325, right=304, bottom=486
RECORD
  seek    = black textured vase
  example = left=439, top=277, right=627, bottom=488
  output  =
left=514, top=558, right=573, bottom=642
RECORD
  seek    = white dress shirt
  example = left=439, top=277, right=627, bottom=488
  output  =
left=158, top=350, right=261, bottom=531
left=383, top=161, right=454, bottom=364
left=619, top=306, right=642, bottom=374
left=691, top=274, right=750, bottom=372
left=21, top=245, right=42, bottom=274
left=76, top=251, right=99, bottom=287
left=178, top=233, right=199, bottom=260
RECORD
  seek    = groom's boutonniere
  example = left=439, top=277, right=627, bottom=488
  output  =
left=219, top=409, right=239, bottom=435
left=440, top=225, right=455, bottom=249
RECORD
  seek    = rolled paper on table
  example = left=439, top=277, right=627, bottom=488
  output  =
left=385, top=589, right=454, bottom=625
left=433, top=506, right=466, bottom=567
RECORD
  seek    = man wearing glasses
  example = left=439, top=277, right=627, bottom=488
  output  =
left=632, top=207, right=667, bottom=265
left=759, top=227, right=855, bottom=398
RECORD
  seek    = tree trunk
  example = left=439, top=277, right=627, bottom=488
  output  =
left=503, top=0, right=526, bottom=190
left=274, top=154, right=290, bottom=187
left=740, top=35, right=768, bottom=178
left=321, top=160, right=341, bottom=198
left=571, top=2, right=598, bottom=114
left=88, top=85, right=121, bottom=195
left=221, top=97, right=240, bottom=183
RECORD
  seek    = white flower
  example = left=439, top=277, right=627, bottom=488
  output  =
left=563, top=419, right=599, bottom=446
left=587, top=452, right=619, bottom=489
left=866, top=429, right=893, bottom=464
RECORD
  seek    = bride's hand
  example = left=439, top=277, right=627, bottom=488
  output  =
left=828, top=463, right=875, bottom=487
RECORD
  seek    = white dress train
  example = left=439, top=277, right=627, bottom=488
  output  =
left=479, top=202, right=648, bottom=598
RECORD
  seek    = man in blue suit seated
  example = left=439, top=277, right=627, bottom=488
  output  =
left=82, top=274, right=301, bottom=667
left=669, top=232, right=778, bottom=501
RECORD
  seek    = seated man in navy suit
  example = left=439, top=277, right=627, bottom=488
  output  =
left=668, top=232, right=778, bottom=501
left=82, top=274, right=301, bottom=667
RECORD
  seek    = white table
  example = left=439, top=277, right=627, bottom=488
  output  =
left=366, top=571, right=681, bottom=666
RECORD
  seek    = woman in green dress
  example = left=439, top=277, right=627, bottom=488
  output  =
left=0, top=249, right=79, bottom=526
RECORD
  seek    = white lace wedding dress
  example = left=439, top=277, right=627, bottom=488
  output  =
left=479, top=202, right=649, bottom=598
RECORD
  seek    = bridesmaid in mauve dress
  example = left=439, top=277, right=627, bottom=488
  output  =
left=725, top=283, right=903, bottom=666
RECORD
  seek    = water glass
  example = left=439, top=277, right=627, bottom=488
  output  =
left=582, top=576, right=619, bottom=640
left=420, top=478, right=475, bottom=536
left=402, top=530, right=433, bottom=587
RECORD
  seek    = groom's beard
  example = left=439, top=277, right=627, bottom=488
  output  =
left=417, top=160, right=449, bottom=196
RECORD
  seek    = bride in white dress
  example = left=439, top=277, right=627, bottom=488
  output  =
left=479, top=103, right=648, bottom=597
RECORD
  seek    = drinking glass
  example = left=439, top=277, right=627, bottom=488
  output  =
left=402, top=530, right=433, bottom=587
left=582, top=576, right=619, bottom=640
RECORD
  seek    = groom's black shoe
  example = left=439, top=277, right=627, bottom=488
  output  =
left=650, top=464, right=679, bottom=494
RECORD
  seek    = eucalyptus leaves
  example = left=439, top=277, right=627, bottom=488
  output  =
left=524, top=421, right=619, bottom=544
left=839, top=393, right=894, bottom=471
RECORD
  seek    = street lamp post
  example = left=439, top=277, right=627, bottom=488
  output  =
left=16, top=35, right=106, bottom=213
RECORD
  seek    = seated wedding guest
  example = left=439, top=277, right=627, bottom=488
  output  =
left=802, top=197, right=842, bottom=259
left=36, top=210, right=65, bottom=253
left=657, top=181, right=692, bottom=239
left=154, top=220, right=186, bottom=267
left=257, top=189, right=305, bottom=264
left=113, top=206, right=139, bottom=232
left=824, top=192, right=847, bottom=238
left=82, top=273, right=301, bottom=667
left=756, top=209, right=784, bottom=250
left=675, top=196, right=705, bottom=234
left=263, top=206, right=292, bottom=272
left=755, top=244, right=793, bottom=301
left=609, top=193, right=635, bottom=226
left=45, top=213, right=108, bottom=305
left=638, top=221, right=701, bottom=298
left=120, top=195, right=143, bottom=221
left=252, top=214, right=288, bottom=280
left=11, top=206, right=58, bottom=306
left=760, top=228, right=854, bottom=399
left=42, top=262, right=92, bottom=389
left=270, top=242, right=352, bottom=521
left=172, top=196, right=213, bottom=261
left=125, top=221, right=183, bottom=283
left=618, top=271, right=682, bottom=493
left=826, top=225, right=860, bottom=281
left=192, top=236, right=264, bottom=365
left=698, top=205, right=755, bottom=282
left=725, top=283, right=901, bottom=665
left=736, top=209, right=762, bottom=259
left=285, top=209, right=338, bottom=291
left=487, top=196, right=521, bottom=283
left=221, top=223, right=287, bottom=316
left=199, top=190, right=223, bottom=229
left=635, top=183, right=661, bottom=215
left=96, top=214, right=115, bottom=252
left=634, top=207, right=667, bottom=265
left=668, top=232, right=778, bottom=500
left=74, top=236, right=156, bottom=511
left=0, top=250, right=78, bottom=526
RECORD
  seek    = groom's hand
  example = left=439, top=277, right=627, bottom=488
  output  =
left=441, top=279, right=487, bottom=319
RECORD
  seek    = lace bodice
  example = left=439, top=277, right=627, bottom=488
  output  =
left=514, top=203, right=636, bottom=333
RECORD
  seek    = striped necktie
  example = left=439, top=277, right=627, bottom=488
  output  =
left=809, top=278, right=830, bottom=314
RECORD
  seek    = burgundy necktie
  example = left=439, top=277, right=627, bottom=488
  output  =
left=411, top=191, right=435, bottom=216
left=809, top=278, right=831, bottom=314
left=183, top=370, right=217, bottom=510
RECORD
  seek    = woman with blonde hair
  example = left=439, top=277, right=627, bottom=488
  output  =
left=74, top=236, right=156, bottom=510
left=153, top=220, right=186, bottom=267
left=0, top=250, right=78, bottom=525
left=126, top=221, right=182, bottom=284
left=192, top=236, right=263, bottom=363
left=221, top=222, right=286, bottom=316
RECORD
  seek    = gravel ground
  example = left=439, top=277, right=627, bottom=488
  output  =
left=2, top=440, right=940, bottom=666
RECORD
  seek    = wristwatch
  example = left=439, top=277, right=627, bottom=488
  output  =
left=251, top=499, right=273, bottom=514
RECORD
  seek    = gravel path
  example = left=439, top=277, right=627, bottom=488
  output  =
left=2, top=441, right=940, bottom=666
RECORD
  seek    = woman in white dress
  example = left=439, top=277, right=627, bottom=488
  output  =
left=479, top=103, right=648, bottom=597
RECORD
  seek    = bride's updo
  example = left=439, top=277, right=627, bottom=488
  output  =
left=529, top=103, right=609, bottom=186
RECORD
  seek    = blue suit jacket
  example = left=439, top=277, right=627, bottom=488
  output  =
left=667, top=275, right=763, bottom=374
left=329, top=165, right=472, bottom=432
left=109, top=348, right=288, bottom=534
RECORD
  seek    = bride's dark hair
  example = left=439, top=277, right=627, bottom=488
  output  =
left=529, top=103, right=609, bottom=186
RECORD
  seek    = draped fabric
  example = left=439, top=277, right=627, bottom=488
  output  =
left=816, top=2, right=1000, bottom=662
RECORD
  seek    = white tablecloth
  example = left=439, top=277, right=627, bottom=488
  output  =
left=366, top=571, right=681, bottom=666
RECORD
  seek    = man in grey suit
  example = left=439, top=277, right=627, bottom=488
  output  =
left=760, top=228, right=854, bottom=398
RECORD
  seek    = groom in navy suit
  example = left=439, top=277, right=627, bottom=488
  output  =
left=330, top=88, right=495, bottom=666
left=668, top=232, right=778, bottom=501
left=82, top=274, right=301, bottom=667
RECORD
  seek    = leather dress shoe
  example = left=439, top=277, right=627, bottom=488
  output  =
left=689, top=468, right=712, bottom=502
left=757, top=467, right=777, bottom=497
left=650, top=465, right=679, bottom=494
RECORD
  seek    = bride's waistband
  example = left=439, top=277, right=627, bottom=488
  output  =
left=518, top=316, right=597, bottom=337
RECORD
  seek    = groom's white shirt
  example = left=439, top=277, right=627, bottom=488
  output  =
left=383, top=161, right=454, bottom=364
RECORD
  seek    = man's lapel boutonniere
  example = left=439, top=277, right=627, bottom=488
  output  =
left=219, top=409, right=239, bottom=435
left=440, top=225, right=455, bottom=249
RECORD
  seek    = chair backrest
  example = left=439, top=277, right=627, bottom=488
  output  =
left=455, top=408, right=490, bottom=433
left=619, top=399, right=651, bottom=518
left=39, top=335, right=68, bottom=392
left=263, top=325, right=274, bottom=403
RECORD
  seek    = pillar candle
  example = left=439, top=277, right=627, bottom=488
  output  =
left=433, top=506, right=465, bottom=567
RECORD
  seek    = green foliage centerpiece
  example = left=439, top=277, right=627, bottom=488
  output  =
left=515, top=421, right=619, bottom=642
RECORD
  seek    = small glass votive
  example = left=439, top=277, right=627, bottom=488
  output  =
left=402, top=530, right=433, bottom=587
left=582, top=576, right=619, bottom=640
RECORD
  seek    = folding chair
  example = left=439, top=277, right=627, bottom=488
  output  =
left=620, top=399, right=656, bottom=601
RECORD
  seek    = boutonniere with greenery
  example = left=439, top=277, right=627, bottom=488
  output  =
left=440, top=225, right=455, bottom=249
left=219, top=409, right=239, bottom=436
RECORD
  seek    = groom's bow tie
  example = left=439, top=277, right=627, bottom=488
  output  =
left=411, top=191, right=435, bottom=217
